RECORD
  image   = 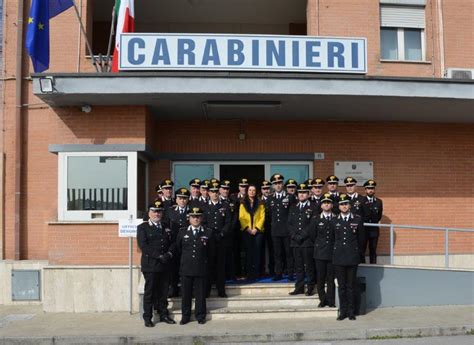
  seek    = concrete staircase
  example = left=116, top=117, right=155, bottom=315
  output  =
left=162, top=283, right=338, bottom=321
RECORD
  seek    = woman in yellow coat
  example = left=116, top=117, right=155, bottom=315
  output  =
left=239, top=185, right=266, bottom=281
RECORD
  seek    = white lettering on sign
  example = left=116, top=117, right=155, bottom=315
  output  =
left=119, top=34, right=367, bottom=73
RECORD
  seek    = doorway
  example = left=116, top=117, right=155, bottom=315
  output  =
left=220, top=165, right=265, bottom=194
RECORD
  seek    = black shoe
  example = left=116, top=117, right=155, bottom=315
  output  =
left=144, top=320, right=155, bottom=327
left=272, top=274, right=283, bottom=281
left=349, top=314, right=356, bottom=320
left=337, top=313, right=347, bottom=321
left=289, top=289, right=304, bottom=295
left=288, top=275, right=295, bottom=281
left=198, top=319, right=206, bottom=324
left=218, top=292, right=228, bottom=298
left=318, top=301, right=328, bottom=308
left=160, top=316, right=176, bottom=324
left=328, top=303, right=336, bottom=308
left=180, top=318, right=190, bottom=325
left=305, top=287, right=315, bottom=296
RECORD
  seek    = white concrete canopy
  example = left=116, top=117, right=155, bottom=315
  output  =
left=32, top=72, right=474, bottom=123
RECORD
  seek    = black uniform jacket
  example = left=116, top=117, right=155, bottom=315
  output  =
left=137, top=220, right=176, bottom=273
left=202, top=200, right=232, bottom=246
left=164, top=205, right=190, bottom=240
left=176, top=225, right=216, bottom=277
left=362, top=196, right=384, bottom=237
left=349, top=193, right=365, bottom=218
left=268, top=191, right=293, bottom=237
left=332, top=213, right=365, bottom=266
left=287, top=200, right=317, bottom=248
left=308, top=213, right=336, bottom=261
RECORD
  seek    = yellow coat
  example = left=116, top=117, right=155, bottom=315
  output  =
left=239, top=202, right=265, bottom=233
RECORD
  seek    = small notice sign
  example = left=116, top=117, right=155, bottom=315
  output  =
left=334, top=161, right=373, bottom=186
left=118, top=218, right=143, bottom=238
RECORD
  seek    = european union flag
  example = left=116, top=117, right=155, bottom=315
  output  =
left=26, top=0, right=74, bottom=72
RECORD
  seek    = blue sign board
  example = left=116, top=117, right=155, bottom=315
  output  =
left=119, top=33, right=367, bottom=73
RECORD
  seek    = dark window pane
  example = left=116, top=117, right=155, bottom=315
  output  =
left=381, top=28, right=398, bottom=60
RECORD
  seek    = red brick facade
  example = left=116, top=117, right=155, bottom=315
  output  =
left=1, top=0, right=473, bottom=264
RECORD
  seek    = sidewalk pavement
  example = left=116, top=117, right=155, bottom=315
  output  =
left=0, top=305, right=472, bottom=344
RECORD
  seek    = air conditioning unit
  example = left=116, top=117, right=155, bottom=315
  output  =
left=445, top=68, right=474, bottom=80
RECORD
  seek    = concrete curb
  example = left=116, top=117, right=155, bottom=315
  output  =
left=0, top=325, right=472, bottom=344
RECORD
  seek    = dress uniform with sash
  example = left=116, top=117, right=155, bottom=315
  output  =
left=362, top=179, right=383, bottom=264
left=202, top=181, right=232, bottom=297
left=176, top=208, right=215, bottom=324
left=287, top=183, right=316, bottom=295
left=260, top=180, right=275, bottom=276
left=164, top=187, right=191, bottom=297
left=307, top=193, right=336, bottom=307
left=188, top=178, right=203, bottom=209
left=159, top=179, right=176, bottom=211
left=344, top=177, right=365, bottom=218
left=333, top=194, right=365, bottom=321
left=268, top=174, right=294, bottom=281
left=326, top=175, right=340, bottom=213
left=310, top=177, right=326, bottom=214
left=137, top=201, right=176, bottom=327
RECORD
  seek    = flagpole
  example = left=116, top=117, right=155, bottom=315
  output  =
left=71, top=0, right=100, bottom=72
left=105, top=4, right=117, bottom=72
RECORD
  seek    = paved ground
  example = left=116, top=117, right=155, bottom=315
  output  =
left=0, top=305, right=472, bottom=344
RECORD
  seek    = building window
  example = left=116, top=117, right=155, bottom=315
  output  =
left=58, top=152, right=147, bottom=221
left=380, top=4, right=425, bottom=61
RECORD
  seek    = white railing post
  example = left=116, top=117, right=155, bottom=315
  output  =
left=390, top=224, right=394, bottom=265
left=445, top=228, right=449, bottom=268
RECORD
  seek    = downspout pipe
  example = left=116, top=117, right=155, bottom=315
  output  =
left=14, top=0, right=25, bottom=260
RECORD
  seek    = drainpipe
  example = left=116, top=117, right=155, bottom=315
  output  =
left=437, top=0, right=445, bottom=77
left=14, top=0, right=25, bottom=260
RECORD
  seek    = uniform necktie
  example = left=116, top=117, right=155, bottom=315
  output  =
left=326, top=216, right=330, bottom=221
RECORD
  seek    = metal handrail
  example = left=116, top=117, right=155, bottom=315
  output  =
left=363, top=223, right=474, bottom=268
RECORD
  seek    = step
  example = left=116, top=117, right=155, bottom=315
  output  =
left=167, top=294, right=321, bottom=309
left=215, top=282, right=296, bottom=296
left=164, top=305, right=338, bottom=321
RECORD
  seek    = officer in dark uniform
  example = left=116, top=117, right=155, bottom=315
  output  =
left=233, top=178, right=248, bottom=278
left=160, top=179, right=175, bottom=210
left=288, top=183, right=316, bottom=295
left=199, top=179, right=211, bottom=204
left=285, top=179, right=298, bottom=198
left=307, top=193, right=336, bottom=307
left=188, top=178, right=202, bottom=209
left=344, top=177, right=365, bottom=218
left=310, top=177, right=325, bottom=213
left=268, top=173, right=294, bottom=281
left=326, top=175, right=340, bottom=213
left=260, top=180, right=274, bottom=276
left=333, top=194, right=365, bottom=321
left=176, top=207, right=215, bottom=325
left=164, top=187, right=191, bottom=297
left=137, top=201, right=176, bottom=327
left=203, top=181, right=232, bottom=297
left=362, top=179, right=383, bottom=264
left=219, top=179, right=239, bottom=280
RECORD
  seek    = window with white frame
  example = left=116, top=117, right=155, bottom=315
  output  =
left=380, top=4, right=426, bottom=61
left=58, top=152, right=148, bottom=221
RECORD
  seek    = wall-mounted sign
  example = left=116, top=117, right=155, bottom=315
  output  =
left=334, top=161, right=373, bottom=186
left=118, top=218, right=143, bottom=238
left=119, top=33, right=367, bottom=73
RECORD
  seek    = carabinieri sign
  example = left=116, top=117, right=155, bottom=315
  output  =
left=119, top=33, right=367, bottom=73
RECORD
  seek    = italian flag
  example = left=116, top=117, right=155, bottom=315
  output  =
left=111, top=0, right=135, bottom=72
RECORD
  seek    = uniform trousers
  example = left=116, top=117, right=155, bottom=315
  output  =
left=181, top=275, right=207, bottom=321
left=315, top=259, right=335, bottom=305
left=142, top=271, right=170, bottom=321
left=334, top=265, right=358, bottom=315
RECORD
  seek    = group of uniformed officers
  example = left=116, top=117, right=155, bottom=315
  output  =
left=136, top=174, right=383, bottom=326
